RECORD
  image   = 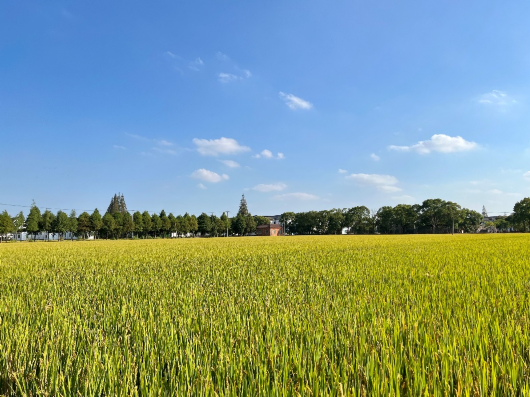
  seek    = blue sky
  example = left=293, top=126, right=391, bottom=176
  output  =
left=1, top=1, right=529, bottom=217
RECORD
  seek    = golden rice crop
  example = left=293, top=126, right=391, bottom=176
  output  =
left=1, top=234, right=530, bottom=395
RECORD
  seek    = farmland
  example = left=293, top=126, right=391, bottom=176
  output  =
left=1, top=235, right=530, bottom=395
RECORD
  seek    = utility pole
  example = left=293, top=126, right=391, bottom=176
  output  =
left=225, top=211, right=229, bottom=237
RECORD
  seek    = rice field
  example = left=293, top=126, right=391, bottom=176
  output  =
left=1, top=234, right=530, bottom=396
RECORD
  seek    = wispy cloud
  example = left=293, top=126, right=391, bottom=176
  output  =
left=389, top=134, right=478, bottom=154
left=479, top=90, right=517, bottom=107
left=251, top=183, right=287, bottom=192
left=113, top=145, right=126, bottom=150
left=253, top=149, right=284, bottom=159
left=524, top=171, right=530, bottom=181
left=218, top=73, right=240, bottom=83
left=338, top=169, right=348, bottom=174
left=197, top=183, right=207, bottom=190
left=216, top=52, right=251, bottom=83
left=164, top=53, right=204, bottom=74
left=193, top=137, right=251, bottom=156
left=273, top=192, right=319, bottom=201
left=188, top=58, right=204, bottom=71
left=279, top=92, right=313, bottom=110
left=488, top=189, right=520, bottom=197
left=219, top=159, right=241, bottom=168
left=346, top=173, right=401, bottom=193
left=370, top=153, right=380, bottom=161
left=125, top=133, right=178, bottom=156
left=191, top=169, right=229, bottom=183
left=218, top=70, right=251, bottom=83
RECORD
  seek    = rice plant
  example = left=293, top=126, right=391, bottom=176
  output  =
left=1, top=234, right=530, bottom=395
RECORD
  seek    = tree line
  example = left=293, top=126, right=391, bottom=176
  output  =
left=279, top=198, right=530, bottom=235
left=1, top=195, right=530, bottom=241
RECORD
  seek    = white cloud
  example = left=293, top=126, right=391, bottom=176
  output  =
left=197, top=183, right=207, bottom=190
left=113, top=145, right=126, bottom=150
left=218, top=69, right=251, bottom=83
left=346, top=173, right=401, bottom=193
left=126, top=133, right=179, bottom=156
left=193, top=137, right=250, bottom=156
left=218, top=73, right=240, bottom=83
left=370, top=153, right=380, bottom=161
left=156, top=139, right=174, bottom=147
left=273, top=192, right=319, bottom=201
left=389, top=134, right=478, bottom=154
left=488, top=189, right=520, bottom=197
left=378, top=185, right=402, bottom=193
left=190, top=169, right=229, bottom=183
left=479, top=90, right=517, bottom=106
left=252, top=183, right=287, bottom=192
left=279, top=92, right=313, bottom=110
left=188, top=58, right=204, bottom=71
left=165, top=51, right=177, bottom=59
left=254, top=149, right=284, bottom=159
left=219, top=159, right=240, bottom=168
left=524, top=171, right=530, bottom=181
left=338, top=169, right=348, bottom=174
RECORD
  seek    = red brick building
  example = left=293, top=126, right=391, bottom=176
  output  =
left=256, top=224, right=283, bottom=236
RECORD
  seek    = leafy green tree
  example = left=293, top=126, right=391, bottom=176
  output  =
left=102, top=212, right=116, bottom=239
left=90, top=209, right=103, bottom=239
left=122, top=212, right=134, bottom=238
left=68, top=210, right=78, bottom=240
left=215, top=216, right=225, bottom=237
left=113, top=212, right=124, bottom=238
left=53, top=210, right=69, bottom=240
left=0, top=210, right=15, bottom=242
left=494, top=217, right=510, bottom=232
left=40, top=210, right=56, bottom=241
left=197, top=213, right=211, bottom=236
left=220, top=212, right=230, bottom=236
left=209, top=215, right=219, bottom=236
left=254, top=216, right=270, bottom=227
left=12, top=211, right=25, bottom=238
left=151, top=214, right=162, bottom=238
left=189, top=215, right=198, bottom=236
left=176, top=214, right=186, bottom=237
left=25, top=201, right=42, bottom=241
left=142, top=211, right=152, bottom=238
left=344, top=206, right=370, bottom=234
left=133, top=211, right=144, bottom=236
left=513, top=197, right=530, bottom=232
left=327, top=209, right=344, bottom=234
left=392, top=204, right=417, bottom=234
left=420, top=199, right=447, bottom=234
left=376, top=206, right=394, bottom=234
left=160, top=210, right=171, bottom=238
left=232, top=214, right=246, bottom=236
left=244, top=215, right=256, bottom=235
left=460, top=209, right=483, bottom=233
left=279, top=212, right=296, bottom=234
left=77, top=212, right=91, bottom=239
left=168, top=213, right=177, bottom=237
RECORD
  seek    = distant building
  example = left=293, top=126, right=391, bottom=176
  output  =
left=256, top=224, right=283, bottom=236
